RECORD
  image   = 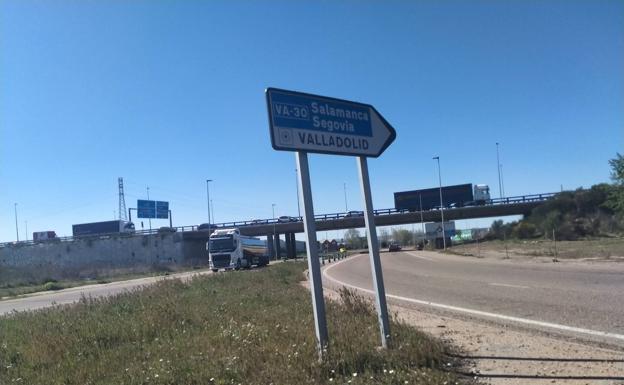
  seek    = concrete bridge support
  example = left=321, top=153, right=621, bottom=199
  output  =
left=290, top=233, right=297, bottom=258
left=285, top=232, right=297, bottom=259
left=267, top=235, right=274, bottom=258
left=274, top=233, right=282, bottom=259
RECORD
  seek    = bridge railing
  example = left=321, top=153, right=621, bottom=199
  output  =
left=0, top=192, right=558, bottom=247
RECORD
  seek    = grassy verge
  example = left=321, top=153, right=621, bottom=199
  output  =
left=0, top=266, right=191, bottom=299
left=0, top=262, right=460, bottom=384
left=449, top=237, right=624, bottom=260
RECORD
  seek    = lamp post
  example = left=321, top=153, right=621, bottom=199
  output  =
left=419, top=194, right=425, bottom=244
left=206, top=179, right=213, bottom=258
left=343, top=182, right=348, bottom=212
left=500, top=163, right=506, bottom=198
left=206, top=180, right=213, bottom=223
left=14, top=203, right=19, bottom=242
left=433, top=156, right=446, bottom=250
left=272, top=203, right=277, bottom=259
left=496, top=142, right=502, bottom=199
left=146, top=187, right=151, bottom=231
left=295, top=168, right=301, bottom=218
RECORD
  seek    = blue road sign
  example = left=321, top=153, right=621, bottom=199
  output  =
left=266, top=88, right=396, bottom=157
left=137, top=200, right=156, bottom=219
left=156, top=201, right=169, bottom=219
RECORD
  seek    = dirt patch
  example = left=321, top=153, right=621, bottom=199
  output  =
left=447, top=238, right=624, bottom=262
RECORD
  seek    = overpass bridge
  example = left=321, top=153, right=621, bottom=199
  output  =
left=1, top=192, right=555, bottom=261
left=185, top=192, right=555, bottom=259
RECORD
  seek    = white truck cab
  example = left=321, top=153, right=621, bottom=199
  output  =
left=473, top=184, right=491, bottom=203
left=208, top=228, right=269, bottom=272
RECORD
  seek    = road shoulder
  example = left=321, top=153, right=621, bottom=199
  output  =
left=319, top=255, right=624, bottom=385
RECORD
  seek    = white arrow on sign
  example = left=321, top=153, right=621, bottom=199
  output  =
left=266, top=88, right=396, bottom=158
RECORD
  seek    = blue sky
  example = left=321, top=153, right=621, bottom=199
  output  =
left=1, top=0, right=622, bottom=242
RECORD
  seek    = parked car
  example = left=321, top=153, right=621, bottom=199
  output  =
left=388, top=242, right=402, bottom=252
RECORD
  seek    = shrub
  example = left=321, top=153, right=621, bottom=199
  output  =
left=512, top=222, right=537, bottom=239
left=43, top=281, right=63, bottom=291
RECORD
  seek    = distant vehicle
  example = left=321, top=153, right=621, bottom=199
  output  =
left=388, top=242, right=402, bottom=252
left=197, top=223, right=217, bottom=231
left=278, top=215, right=297, bottom=223
left=251, top=219, right=268, bottom=224
left=72, top=220, right=135, bottom=236
left=344, top=210, right=364, bottom=217
left=33, top=231, right=57, bottom=242
left=158, top=226, right=177, bottom=233
left=394, top=183, right=491, bottom=211
left=208, top=228, right=269, bottom=272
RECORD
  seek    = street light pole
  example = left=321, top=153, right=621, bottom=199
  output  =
left=206, top=179, right=213, bottom=259
left=419, top=194, right=425, bottom=244
left=206, top=179, right=213, bottom=223
left=272, top=203, right=276, bottom=259
left=433, top=156, right=446, bottom=250
left=295, top=168, right=301, bottom=217
left=343, top=182, right=348, bottom=212
left=146, top=187, right=151, bottom=231
left=500, top=164, right=506, bottom=198
left=14, top=203, right=19, bottom=242
left=496, top=142, right=502, bottom=199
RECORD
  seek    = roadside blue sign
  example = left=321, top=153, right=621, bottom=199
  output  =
left=137, top=200, right=155, bottom=219
left=156, top=201, right=169, bottom=219
left=266, top=88, right=396, bottom=157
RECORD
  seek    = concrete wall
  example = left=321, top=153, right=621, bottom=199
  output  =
left=0, top=232, right=189, bottom=280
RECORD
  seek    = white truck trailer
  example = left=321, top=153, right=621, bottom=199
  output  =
left=208, top=228, right=270, bottom=272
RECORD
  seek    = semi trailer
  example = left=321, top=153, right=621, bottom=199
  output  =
left=72, top=220, right=135, bottom=236
left=394, top=183, right=490, bottom=212
left=33, top=231, right=57, bottom=242
left=208, top=228, right=270, bottom=272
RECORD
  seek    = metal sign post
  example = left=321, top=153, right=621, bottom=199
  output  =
left=266, top=87, right=396, bottom=355
left=357, top=156, right=391, bottom=348
left=296, top=151, right=329, bottom=357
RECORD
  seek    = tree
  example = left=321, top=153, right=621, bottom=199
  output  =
left=607, top=153, right=624, bottom=215
left=609, top=153, right=624, bottom=184
left=392, top=228, right=414, bottom=246
left=489, top=219, right=504, bottom=239
left=344, top=228, right=362, bottom=249
left=378, top=228, right=391, bottom=248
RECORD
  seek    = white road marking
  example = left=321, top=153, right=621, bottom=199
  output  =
left=489, top=282, right=530, bottom=289
left=405, top=251, right=435, bottom=261
left=322, top=256, right=624, bottom=343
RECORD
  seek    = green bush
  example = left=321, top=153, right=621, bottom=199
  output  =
left=512, top=222, right=537, bottom=239
left=43, top=281, right=63, bottom=291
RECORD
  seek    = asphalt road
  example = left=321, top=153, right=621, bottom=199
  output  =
left=322, top=251, right=624, bottom=345
left=0, top=269, right=213, bottom=316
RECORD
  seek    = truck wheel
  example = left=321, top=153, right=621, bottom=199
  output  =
left=212, top=269, right=218, bottom=273
left=235, top=259, right=241, bottom=270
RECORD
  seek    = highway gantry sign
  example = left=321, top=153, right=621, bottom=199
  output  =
left=266, top=88, right=396, bottom=157
left=137, top=199, right=169, bottom=219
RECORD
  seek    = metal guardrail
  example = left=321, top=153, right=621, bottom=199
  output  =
left=0, top=192, right=557, bottom=248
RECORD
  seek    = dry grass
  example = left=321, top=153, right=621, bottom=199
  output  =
left=0, top=262, right=460, bottom=384
left=449, top=237, right=624, bottom=260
